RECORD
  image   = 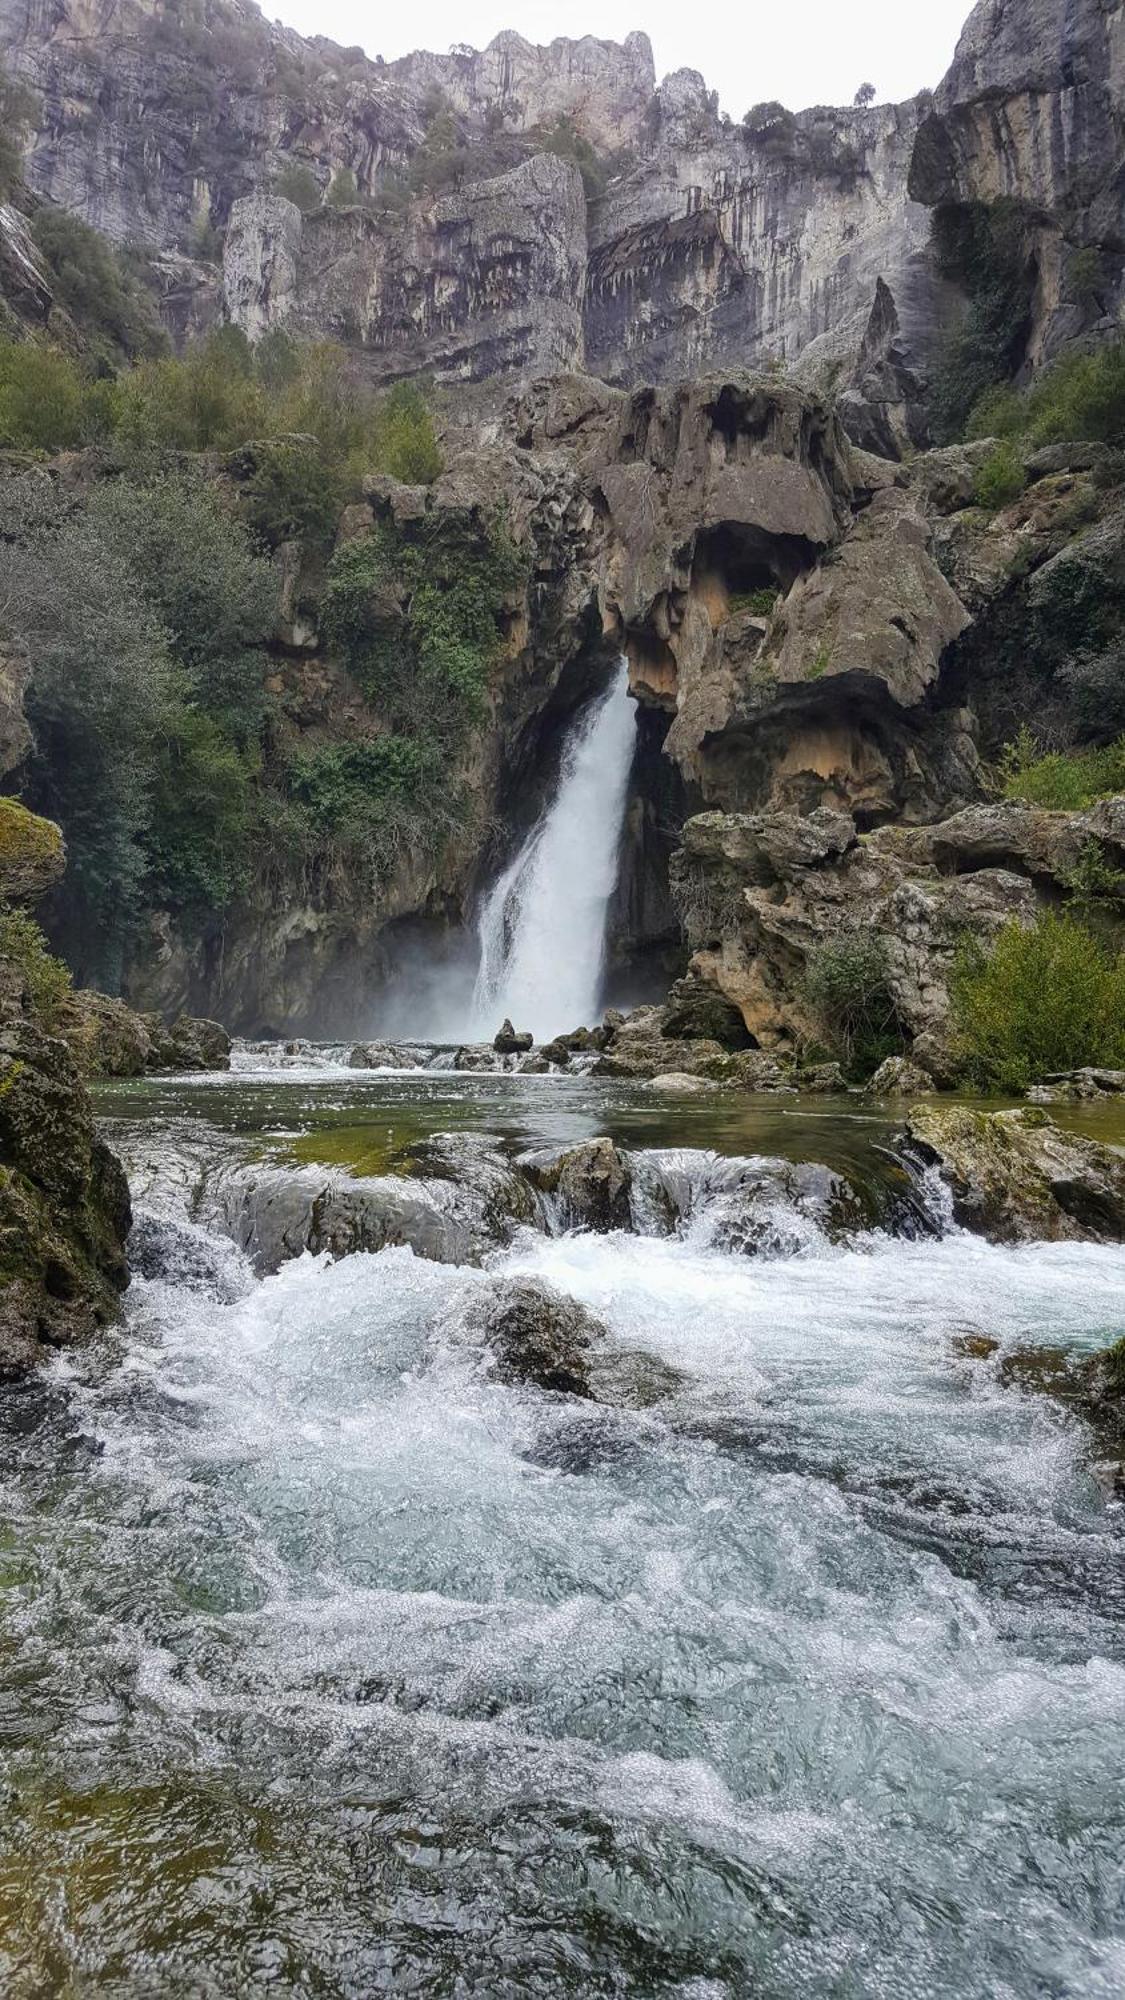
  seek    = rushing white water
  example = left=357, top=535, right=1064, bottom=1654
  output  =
left=471, top=662, right=635, bottom=1040
left=4, top=1074, right=1125, bottom=1994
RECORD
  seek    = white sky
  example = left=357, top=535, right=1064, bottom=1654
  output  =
left=267, top=0, right=974, bottom=117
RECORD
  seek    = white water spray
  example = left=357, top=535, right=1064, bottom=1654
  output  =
left=471, top=662, right=635, bottom=1040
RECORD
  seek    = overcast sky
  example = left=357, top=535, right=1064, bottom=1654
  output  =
left=268, top=0, right=973, bottom=116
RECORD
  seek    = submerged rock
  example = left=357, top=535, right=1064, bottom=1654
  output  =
left=521, top=1137, right=633, bottom=1232
left=649, top=1072, right=719, bottom=1094
left=904, top=1106, right=1125, bottom=1244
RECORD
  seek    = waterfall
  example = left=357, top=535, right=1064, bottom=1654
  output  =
left=471, top=661, right=635, bottom=1040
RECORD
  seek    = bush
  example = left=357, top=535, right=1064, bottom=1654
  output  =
left=539, top=117, right=608, bottom=199
left=240, top=437, right=344, bottom=548
left=326, top=167, right=358, bottom=206
left=323, top=512, right=525, bottom=729
left=147, top=710, right=257, bottom=908
left=274, top=162, right=322, bottom=212
left=974, top=440, right=1025, bottom=510
left=114, top=328, right=266, bottom=450
left=967, top=340, right=1125, bottom=449
left=1060, top=638, right=1125, bottom=741
left=999, top=727, right=1125, bottom=809
left=951, top=912, right=1125, bottom=1091
left=805, top=934, right=903, bottom=1077
left=85, top=473, right=277, bottom=735
left=0, top=904, right=71, bottom=1027
left=369, top=379, right=441, bottom=484
left=0, top=343, right=92, bottom=451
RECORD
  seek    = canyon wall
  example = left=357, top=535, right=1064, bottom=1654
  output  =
left=3, top=0, right=1121, bottom=407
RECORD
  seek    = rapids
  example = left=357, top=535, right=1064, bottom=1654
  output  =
left=1, top=1056, right=1123, bottom=1997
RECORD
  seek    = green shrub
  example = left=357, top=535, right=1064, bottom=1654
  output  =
left=369, top=379, right=441, bottom=484
left=999, top=727, right=1125, bottom=809
left=950, top=911, right=1125, bottom=1091
left=967, top=340, right=1125, bottom=449
left=147, top=710, right=257, bottom=909
left=240, top=437, right=344, bottom=548
left=85, top=473, right=278, bottom=735
left=805, top=934, right=903, bottom=1077
left=0, top=904, right=71, bottom=1027
left=114, top=329, right=266, bottom=450
left=326, top=167, right=359, bottom=206
left=973, top=440, right=1025, bottom=510
left=0, top=343, right=90, bottom=451
left=539, top=117, right=608, bottom=198
left=323, top=513, right=525, bottom=729
left=274, top=161, right=322, bottom=212
left=729, top=586, right=778, bottom=617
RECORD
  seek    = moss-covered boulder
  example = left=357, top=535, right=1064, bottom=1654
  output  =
left=905, top=1105, right=1125, bottom=1244
left=0, top=796, right=65, bottom=902
left=54, top=991, right=232, bottom=1077
left=0, top=1007, right=131, bottom=1375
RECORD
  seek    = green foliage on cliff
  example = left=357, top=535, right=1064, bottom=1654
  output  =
left=999, top=727, right=1125, bottom=809
left=973, top=441, right=1025, bottom=511
left=931, top=201, right=1035, bottom=443
left=806, top=935, right=904, bottom=1078
left=0, top=905, right=71, bottom=1028
left=0, top=471, right=278, bottom=972
left=323, top=513, right=526, bottom=728
left=30, top=210, right=167, bottom=367
left=951, top=912, right=1125, bottom=1092
left=539, top=118, right=608, bottom=198
left=967, top=341, right=1125, bottom=450
left=274, top=161, right=323, bottom=212
left=0, top=327, right=443, bottom=501
left=0, top=63, right=36, bottom=200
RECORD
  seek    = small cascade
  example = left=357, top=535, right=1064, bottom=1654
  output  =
left=471, top=662, right=635, bottom=1040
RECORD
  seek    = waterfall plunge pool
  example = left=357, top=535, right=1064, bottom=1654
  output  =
left=1, top=1060, right=1123, bottom=1996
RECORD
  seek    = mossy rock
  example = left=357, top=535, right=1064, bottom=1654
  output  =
left=0, top=797, right=65, bottom=901
left=905, top=1104, right=1125, bottom=1243
left=0, top=1014, right=130, bottom=1375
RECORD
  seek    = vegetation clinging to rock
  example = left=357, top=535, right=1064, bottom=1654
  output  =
left=805, top=935, right=904, bottom=1079
left=950, top=911, right=1125, bottom=1093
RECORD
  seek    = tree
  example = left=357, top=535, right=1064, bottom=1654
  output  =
left=854, top=82, right=876, bottom=107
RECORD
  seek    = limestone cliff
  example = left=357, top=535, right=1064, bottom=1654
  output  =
left=2, top=0, right=1120, bottom=414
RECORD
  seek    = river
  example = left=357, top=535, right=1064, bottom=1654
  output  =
left=0, top=1048, right=1123, bottom=1996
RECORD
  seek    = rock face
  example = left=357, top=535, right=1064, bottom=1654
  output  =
left=0, top=967, right=131, bottom=1374
left=909, top=0, right=1125, bottom=367
left=3, top=0, right=1119, bottom=401
left=224, top=153, right=587, bottom=384
left=905, top=1106, right=1125, bottom=1244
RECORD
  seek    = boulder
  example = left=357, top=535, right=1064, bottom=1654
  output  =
left=865, top=1056, right=934, bottom=1097
left=0, top=1009, right=131, bottom=1374
left=904, top=1106, right=1125, bottom=1244
left=649, top=1071, right=719, bottom=1093
left=493, top=1018, right=534, bottom=1054
left=521, top=1137, right=633, bottom=1231
left=143, top=1014, right=232, bottom=1073
left=456, top=1277, right=603, bottom=1396
left=347, top=1041, right=420, bottom=1070
left=0, top=797, right=66, bottom=903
